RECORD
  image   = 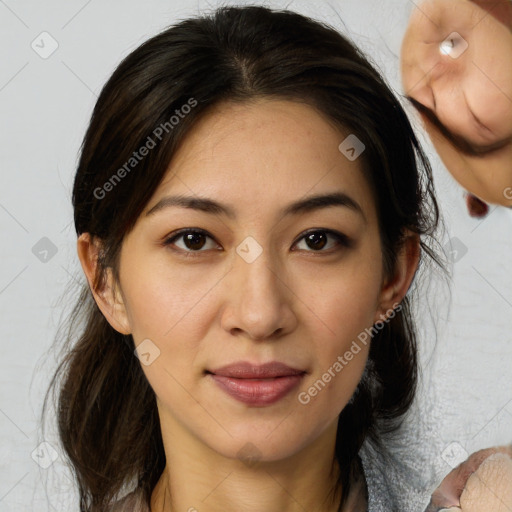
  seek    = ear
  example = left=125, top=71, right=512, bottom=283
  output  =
left=77, top=232, right=132, bottom=335
left=374, top=231, right=420, bottom=323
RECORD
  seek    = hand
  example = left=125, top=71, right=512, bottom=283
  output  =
left=424, top=445, right=512, bottom=511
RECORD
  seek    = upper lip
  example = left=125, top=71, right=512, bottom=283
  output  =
left=208, top=361, right=306, bottom=379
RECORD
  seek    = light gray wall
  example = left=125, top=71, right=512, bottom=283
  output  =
left=1, top=0, right=511, bottom=510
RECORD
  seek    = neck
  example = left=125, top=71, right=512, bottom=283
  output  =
left=150, top=415, right=366, bottom=512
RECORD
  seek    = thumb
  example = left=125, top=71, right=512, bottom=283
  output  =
left=425, top=445, right=512, bottom=510
left=459, top=452, right=512, bottom=512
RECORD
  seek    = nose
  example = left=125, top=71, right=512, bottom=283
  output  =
left=431, top=78, right=480, bottom=142
left=407, top=63, right=470, bottom=139
left=409, top=80, right=436, bottom=112
left=220, top=242, right=297, bottom=342
left=402, top=47, right=438, bottom=112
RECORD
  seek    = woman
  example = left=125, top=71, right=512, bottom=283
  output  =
left=42, top=6, right=443, bottom=511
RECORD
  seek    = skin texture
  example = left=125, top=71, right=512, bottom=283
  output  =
left=77, top=99, right=420, bottom=512
left=460, top=452, right=512, bottom=511
left=426, top=445, right=512, bottom=511
left=401, top=0, right=512, bottom=207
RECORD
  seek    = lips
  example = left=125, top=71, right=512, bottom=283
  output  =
left=207, top=361, right=306, bottom=406
left=209, top=361, right=305, bottom=379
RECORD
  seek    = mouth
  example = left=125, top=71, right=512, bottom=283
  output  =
left=206, top=361, right=307, bottom=406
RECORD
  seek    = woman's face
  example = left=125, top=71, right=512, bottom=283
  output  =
left=105, top=99, right=401, bottom=464
left=401, top=0, right=512, bottom=206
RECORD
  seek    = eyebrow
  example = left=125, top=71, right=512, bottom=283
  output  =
left=145, top=191, right=366, bottom=222
left=406, top=97, right=511, bottom=157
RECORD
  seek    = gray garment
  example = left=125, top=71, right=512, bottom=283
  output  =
left=358, top=396, right=448, bottom=512
left=360, top=442, right=396, bottom=511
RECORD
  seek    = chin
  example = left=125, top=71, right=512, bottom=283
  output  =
left=212, top=435, right=301, bottom=465
left=204, top=421, right=318, bottom=466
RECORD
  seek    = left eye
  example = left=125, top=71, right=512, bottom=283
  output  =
left=163, top=228, right=350, bottom=254
left=293, top=229, right=350, bottom=252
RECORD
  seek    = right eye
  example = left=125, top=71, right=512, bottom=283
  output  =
left=163, top=229, right=220, bottom=255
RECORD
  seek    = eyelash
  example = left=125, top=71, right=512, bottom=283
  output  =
left=162, top=228, right=351, bottom=257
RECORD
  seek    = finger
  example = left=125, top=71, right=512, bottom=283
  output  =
left=459, top=453, right=512, bottom=512
left=428, top=446, right=512, bottom=509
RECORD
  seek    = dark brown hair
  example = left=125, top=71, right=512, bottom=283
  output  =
left=42, top=5, right=443, bottom=511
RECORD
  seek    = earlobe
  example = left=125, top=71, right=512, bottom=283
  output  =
left=76, top=233, right=132, bottom=335
left=375, top=232, right=420, bottom=323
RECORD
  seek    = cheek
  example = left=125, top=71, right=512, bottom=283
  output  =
left=301, top=270, right=380, bottom=346
left=119, top=255, right=229, bottom=392
left=470, top=38, right=512, bottom=137
left=121, top=255, right=221, bottom=339
left=295, top=245, right=382, bottom=401
left=297, top=312, right=372, bottom=426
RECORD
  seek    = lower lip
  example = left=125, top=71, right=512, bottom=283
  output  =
left=209, top=373, right=305, bottom=406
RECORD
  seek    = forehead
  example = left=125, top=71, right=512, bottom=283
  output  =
left=149, top=98, right=377, bottom=222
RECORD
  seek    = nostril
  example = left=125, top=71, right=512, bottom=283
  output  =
left=465, top=193, right=489, bottom=218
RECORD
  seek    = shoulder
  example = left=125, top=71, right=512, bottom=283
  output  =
left=108, top=488, right=149, bottom=512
